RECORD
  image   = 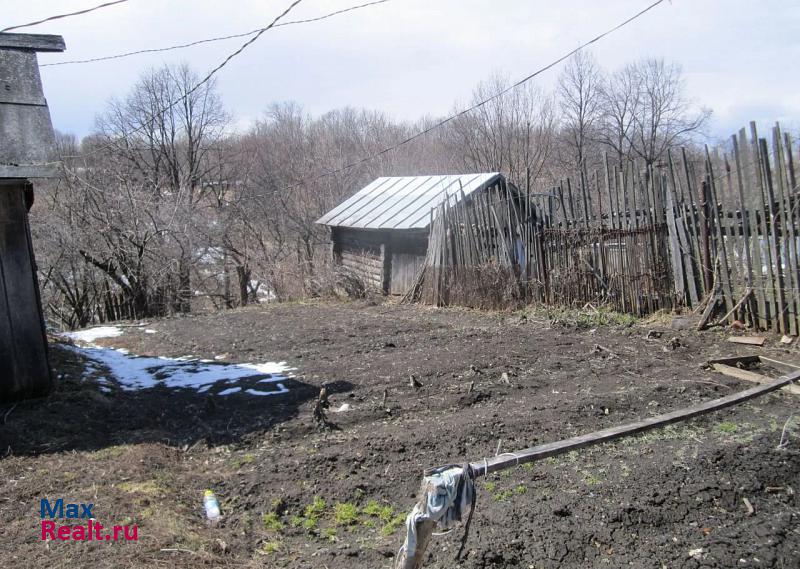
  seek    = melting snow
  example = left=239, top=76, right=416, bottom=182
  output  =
left=64, top=326, right=124, bottom=343
left=64, top=326, right=294, bottom=397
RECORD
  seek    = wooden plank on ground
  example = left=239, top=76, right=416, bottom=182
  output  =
left=759, top=356, right=800, bottom=374
left=469, top=368, right=800, bottom=477
left=728, top=336, right=766, bottom=346
left=707, top=355, right=761, bottom=367
left=711, top=363, right=800, bottom=396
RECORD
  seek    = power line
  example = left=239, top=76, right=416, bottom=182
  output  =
left=61, top=0, right=304, bottom=163
left=61, top=0, right=666, bottom=200
left=1, top=0, right=129, bottom=33
left=41, top=0, right=391, bottom=67
left=287, top=0, right=668, bottom=190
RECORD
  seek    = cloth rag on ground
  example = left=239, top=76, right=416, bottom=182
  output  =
left=395, top=463, right=476, bottom=568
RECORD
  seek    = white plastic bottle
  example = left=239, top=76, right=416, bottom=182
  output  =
left=204, top=489, right=221, bottom=522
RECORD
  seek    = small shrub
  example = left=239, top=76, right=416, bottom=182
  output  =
left=262, top=541, right=280, bottom=554
left=302, top=517, right=317, bottom=531
left=333, top=502, right=359, bottom=526
left=363, top=500, right=383, bottom=517
left=378, top=505, right=395, bottom=523
left=262, top=512, right=284, bottom=532
left=323, top=527, right=338, bottom=541
left=305, top=496, right=326, bottom=519
left=494, top=489, right=514, bottom=501
left=380, top=513, right=407, bottom=537
left=584, top=474, right=602, bottom=486
left=231, top=453, right=256, bottom=469
left=715, top=421, right=738, bottom=434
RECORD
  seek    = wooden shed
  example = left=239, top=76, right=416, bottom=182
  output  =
left=0, top=33, right=66, bottom=401
left=316, top=173, right=507, bottom=295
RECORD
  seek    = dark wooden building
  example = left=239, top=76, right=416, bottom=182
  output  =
left=1, top=33, right=66, bottom=401
left=316, top=173, right=507, bottom=295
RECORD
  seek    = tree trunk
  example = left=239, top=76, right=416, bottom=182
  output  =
left=178, top=254, right=191, bottom=314
left=236, top=265, right=251, bottom=307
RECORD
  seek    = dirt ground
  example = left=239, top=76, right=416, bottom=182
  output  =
left=1, top=299, right=799, bottom=569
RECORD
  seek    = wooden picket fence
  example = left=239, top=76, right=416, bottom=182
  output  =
left=406, top=122, right=800, bottom=334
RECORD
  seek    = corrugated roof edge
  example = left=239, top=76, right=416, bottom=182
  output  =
left=315, top=172, right=505, bottom=229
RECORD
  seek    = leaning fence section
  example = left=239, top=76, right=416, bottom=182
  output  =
left=406, top=183, right=526, bottom=310
left=407, top=122, right=800, bottom=334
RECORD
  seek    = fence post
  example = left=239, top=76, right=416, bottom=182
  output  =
left=698, top=179, right=713, bottom=294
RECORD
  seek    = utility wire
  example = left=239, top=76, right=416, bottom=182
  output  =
left=1, top=0, right=129, bottom=33
left=62, top=0, right=304, bottom=163
left=41, top=0, right=390, bottom=67
left=287, top=0, right=668, bottom=190
left=61, top=0, right=665, bottom=196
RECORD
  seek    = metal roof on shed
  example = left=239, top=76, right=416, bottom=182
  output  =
left=316, top=173, right=503, bottom=230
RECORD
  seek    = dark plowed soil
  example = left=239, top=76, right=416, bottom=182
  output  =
left=1, top=300, right=799, bottom=568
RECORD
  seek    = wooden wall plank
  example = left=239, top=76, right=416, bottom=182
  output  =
left=0, top=185, right=52, bottom=400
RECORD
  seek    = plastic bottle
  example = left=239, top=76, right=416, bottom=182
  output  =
left=203, top=489, right=221, bottom=521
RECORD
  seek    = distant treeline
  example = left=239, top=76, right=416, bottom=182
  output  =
left=32, top=53, right=714, bottom=328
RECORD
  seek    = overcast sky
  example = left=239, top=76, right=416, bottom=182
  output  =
left=6, top=0, right=800, bottom=141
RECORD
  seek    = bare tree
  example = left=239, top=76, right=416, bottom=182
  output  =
left=628, top=58, right=710, bottom=166
left=557, top=51, right=603, bottom=177
left=36, top=64, right=231, bottom=325
left=599, top=58, right=710, bottom=167
left=449, top=73, right=556, bottom=190
left=597, top=63, right=640, bottom=168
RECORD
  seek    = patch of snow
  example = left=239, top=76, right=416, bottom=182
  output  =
left=64, top=326, right=123, bottom=343
left=245, top=384, right=289, bottom=397
left=250, top=280, right=276, bottom=301
left=62, top=331, right=295, bottom=397
left=145, top=329, right=157, bottom=334
left=332, top=403, right=352, bottom=412
left=197, top=247, right=225, bottom=265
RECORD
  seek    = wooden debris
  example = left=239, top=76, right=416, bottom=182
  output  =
left=759, top=357, right=800, bottom=374
left=742, top=497, right=755, bottom=516
left=591, top=344, right=618, bottom=358
left=710, top=363, right=800, bottom=396
left=313, top=387, right=336, bottom=430
left=715, top=287, right=753, bottom=327
left=728, top=336, right=766, bottom=346
left=697, top=295, right=720, bottom=331
left=471, top=368, right=800, bottom=477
